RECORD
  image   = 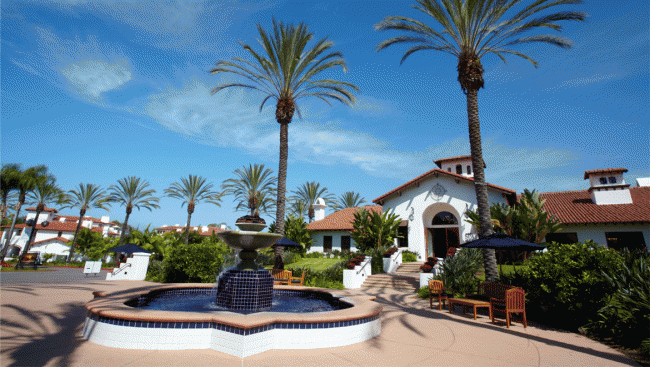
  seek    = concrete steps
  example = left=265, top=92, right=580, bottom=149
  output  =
left=361, top=262, right=424, bottom=291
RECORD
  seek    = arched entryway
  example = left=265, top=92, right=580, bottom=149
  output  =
left=422, top=204, right=461, bottom=259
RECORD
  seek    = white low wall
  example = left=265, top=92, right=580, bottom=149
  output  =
left=418, top=258, right=444, bottom=288
left=343, top=257, right=372, bottom=289
left=382, top=248, right=403, bottom=274
left=106, top=252, right=151, bottom=281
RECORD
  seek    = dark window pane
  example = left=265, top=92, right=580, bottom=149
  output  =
left=456, top=164, right=462, bottom=174
left=605, top=232, right=646, bottom=251
left=341, top=236, right=351, bottom=251
left=432, top=212, right=458, bottom=225
left=608, top=176, right=617, bottom=184
left=323, top=236, right=332, bottom=252
left=467, top=165, right=472, bottom=175
left=545, top=232, right=578, bottom=244
left=599, top=177, right=607, bottom=185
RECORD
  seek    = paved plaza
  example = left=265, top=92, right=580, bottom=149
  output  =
left=0, top=268, right=640, bottom=367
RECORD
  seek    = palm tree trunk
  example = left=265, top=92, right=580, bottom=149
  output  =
left=16, top=209, right=42, bottom=268
left=67, top=208, right=86, bottom=263
left=466, top=89, right=498, bottom=282
left=185, top=209, right=192, bottom=245
left=118, top=211, right=131, bottom=246
left=0, top=200, right=23, bottom=263
left=274, top=121, right=289, bottom=269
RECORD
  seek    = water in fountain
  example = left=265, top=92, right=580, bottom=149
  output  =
left=214, top=216, right=281, bottom=312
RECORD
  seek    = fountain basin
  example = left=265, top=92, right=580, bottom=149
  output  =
left=217, top=231, right=281, bottom=251
left=83, top=284, right=382, bottom=357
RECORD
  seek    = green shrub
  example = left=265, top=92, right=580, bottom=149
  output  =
left=283, top=251, right=302, bottom=265
left=417, top=286, right=431, bottom=299
left=361, top=246, right=388, bottom=274
left=584, top=249, right=650, bottom=350
left=503, top=241, right=622, bottom=331
left=434, top=248, right=482, bottom=297
left=402, top=251, right=418, bottom=263
left=163, top=242, right=231, bottom=283
left=289, top=259, right=348, bottom=289
left=145, top=260, right=165, bottom=282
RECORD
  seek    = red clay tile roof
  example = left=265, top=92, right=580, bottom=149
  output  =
left=583, top=168, right=628, bottom=180
left=32, top=236, right=70, bottom=245
left=434, top=155, right=486, bottom=168
left=25, top=207, right=58, bottom=213
left=373, top=168, right=515, bottom=204
left=56, top=215, right=105, bottom=223
left=306, top=205, right=383, bottom=231
left=540, top=187, right=650, bottom=225
left=6, top=222, right=80, bottom=232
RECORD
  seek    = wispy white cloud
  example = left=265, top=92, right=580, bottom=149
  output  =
left=11, top=27, right=133, bottom=103
left=546, top=73, right=620, bottom=91
left=136, top=78, right=577, bottom=188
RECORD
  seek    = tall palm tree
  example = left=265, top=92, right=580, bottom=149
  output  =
left=332, top=191, right=366, bottom=211
left=375, top=0, right=585, bottom=282
left=63, top=183, right=111, bottom=262
left=0, top=165, right=48, bottom=263
left=108, top=177, right=160, bottom=247
left=1, top=164, right=20, bottom=223
left=210, top=19, right=359, bottom=269
left=288, top=199, right=309, bottom=220
left=16, top=175, right=65, bottom=268
left=290, top=181, right=335, bottom=222
left=222, top=164, right=277, bottom=218
left=165, top=175, right=222, bottom=245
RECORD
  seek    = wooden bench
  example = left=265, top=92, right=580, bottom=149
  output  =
left=288, top=271, right=306, bottom=286
left=271, top=269, right=292, bottom=285
left=448, top=298, right=491, bottom=320
left=469, top=282, right=514, bottom=303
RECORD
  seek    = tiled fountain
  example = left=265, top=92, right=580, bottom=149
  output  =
left=82, top=217, right=382, bottom=357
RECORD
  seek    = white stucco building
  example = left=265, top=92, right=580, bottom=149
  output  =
left=1, top=207, right=120, bottom=259
left=540, top=168, right=649, bottom=250
left=306, top=156, right=649, bottom=258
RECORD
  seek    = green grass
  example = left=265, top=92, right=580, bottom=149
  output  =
left=475, top=264, right=528, bottom=282
left=264, top=258, right=341, bottom=271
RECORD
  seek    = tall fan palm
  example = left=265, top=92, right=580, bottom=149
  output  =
left=1, top=164, right=21, bottom=224
left=17, top=175, right=65, bottom=268
left=165, top=175, right=222, bottom=245
left=0, top=165, right=48, bottom=263
left=222, top=164, right=277, bottom=218
left=63, top=183, right=111, bottom=262
left=288, top=200, right=309, bottom=220
left=375, top=0, right=585, bottom=282
left=109, top=177, right=160, bottom=247
left=210, top=19, right=359, bottom=269
left=290, top=181, right=335, bottom=222
left=332, top=191, right=366, bottom=211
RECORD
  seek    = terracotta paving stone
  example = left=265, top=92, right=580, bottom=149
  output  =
left=0, top=270, right=641, bottom=367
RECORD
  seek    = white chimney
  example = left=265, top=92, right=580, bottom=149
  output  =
left=174, top=224, right=180, bottom=227
left=313, top=198, right=327, bottom=221
left=201, top=226, right=208, bottom=232
left=584, top=168, right=633, bottom=205
left=101, top=215, right=110, bottom=223
left=220, top=224, right=227, bottom=229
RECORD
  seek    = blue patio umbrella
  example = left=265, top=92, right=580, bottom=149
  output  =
left=460, top=233, right=546, bottom=251
left=272, top=237, right=303, bottom=249
left=109, top=243, right=150, bottom=254
left=460, top=233, right=545, bottom=275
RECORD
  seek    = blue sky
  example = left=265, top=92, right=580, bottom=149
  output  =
left=2, top=0, right=648, bottom=230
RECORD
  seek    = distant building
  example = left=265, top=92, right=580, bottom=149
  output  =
left=306, top=156, right=649, bottom=258
left=0, top=207, right=120, bottom=258
left=154, top=224, right=229, bottom=236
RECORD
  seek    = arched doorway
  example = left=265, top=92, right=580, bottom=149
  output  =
left=422, top=204, right=461, bottom=259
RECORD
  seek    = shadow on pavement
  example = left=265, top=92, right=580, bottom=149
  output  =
left=2, top=302, right=87, bottom=367
left=364, top=289, right=638, bottom=366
